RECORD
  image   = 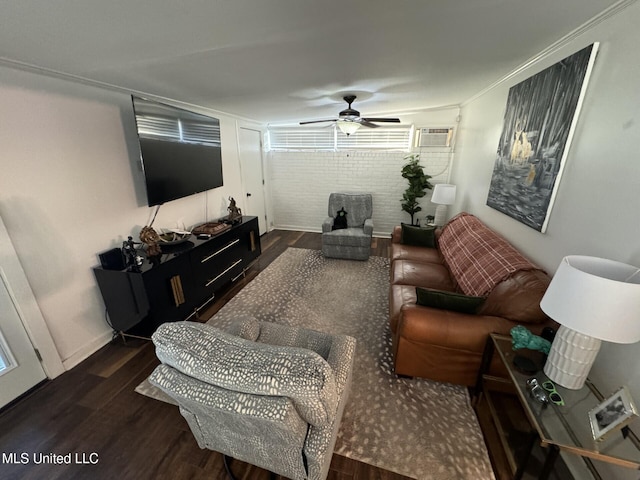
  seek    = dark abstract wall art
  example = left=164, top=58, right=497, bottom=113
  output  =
left=486, top=43, right=599, bottom=232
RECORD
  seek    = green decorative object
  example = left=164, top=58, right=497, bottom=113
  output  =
left=510, top=325, right=551, bottom=354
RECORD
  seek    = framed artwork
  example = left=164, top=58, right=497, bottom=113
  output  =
left=486, top=43, right=599, bottom=232
left=589, top=386, right=638, bottom=442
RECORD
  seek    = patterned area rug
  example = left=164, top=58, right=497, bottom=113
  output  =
left=137, top=248, right=494, bottom=480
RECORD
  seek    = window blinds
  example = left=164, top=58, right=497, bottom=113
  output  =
left=268, top=125, right=413, bottom=151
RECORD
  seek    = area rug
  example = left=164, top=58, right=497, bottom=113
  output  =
left=137, top=248, right=495, bottom=480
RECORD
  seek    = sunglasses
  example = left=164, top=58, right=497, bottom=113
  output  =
left=526, top=378, right=565, bottom=406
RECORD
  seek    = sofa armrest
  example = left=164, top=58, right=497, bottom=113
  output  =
left=363, top=218, right=373, bottom=236
left=322, top=216, right=333, bottom=233
left=392, top=225, right=402, bottom=243
left=396, top=302, right=556, bottom=356
left=478, top=270, right=551, bottom=323
left=396, top=303, right=508, bottom=353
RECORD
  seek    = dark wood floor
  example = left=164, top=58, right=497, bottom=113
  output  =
left=0, top=230, right=411, bottom=480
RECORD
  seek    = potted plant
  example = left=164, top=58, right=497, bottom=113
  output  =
left=401, top=154, right=433, bottom=225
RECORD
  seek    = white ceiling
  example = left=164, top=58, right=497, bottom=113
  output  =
left=0, top=0, right=621, bottom=124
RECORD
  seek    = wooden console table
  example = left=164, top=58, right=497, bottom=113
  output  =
left=474, top=333, right=640, bottom=479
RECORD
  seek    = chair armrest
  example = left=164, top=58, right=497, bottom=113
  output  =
left=149, top=364, right=310, bottom=480
left=322, top=216, right=333, bottom=233
left=363, top=218, right=373, bottom=236
left=255, top=321, right=356, bottom=393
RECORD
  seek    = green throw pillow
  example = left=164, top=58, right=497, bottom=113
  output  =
left=415, top=287, right=485, bottom=314
left=400, top=224, right=436, bottom=248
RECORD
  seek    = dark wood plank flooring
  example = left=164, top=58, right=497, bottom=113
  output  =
left=0, top=230, right=412, bottom=480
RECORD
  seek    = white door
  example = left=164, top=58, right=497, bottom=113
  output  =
left=0, top=271, right=47, bottom=408
left=239, top=127, right=267, bottom=234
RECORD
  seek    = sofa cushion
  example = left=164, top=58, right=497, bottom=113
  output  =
left=415, top=287, right=485, bottom=314
left=400, top=224, right=436, bottom=248
left=390, top=243, right=443, bottom=265
left=390, top=259, right=455, bottom=290
left=152, top=321, right=338, bottom=427
left=322, top=227, right=371, bottom=247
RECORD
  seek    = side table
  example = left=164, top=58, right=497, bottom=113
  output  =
left=474, top=333, right=640, bottom=479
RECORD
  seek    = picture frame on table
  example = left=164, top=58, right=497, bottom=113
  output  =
left=589, top=386, right=638, bottom=442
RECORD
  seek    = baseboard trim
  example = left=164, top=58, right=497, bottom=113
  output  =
left=61, top=330, right=113, bottom=371
left=272, top=225, right=390, bottom=239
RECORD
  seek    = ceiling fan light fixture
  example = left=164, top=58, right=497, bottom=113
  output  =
left=337, top=120, right=360, bottom=136
left=300, top=95, right=398, bottom=131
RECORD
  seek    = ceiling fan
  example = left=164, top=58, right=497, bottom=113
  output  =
left=300, top=95, right=400, bottom=135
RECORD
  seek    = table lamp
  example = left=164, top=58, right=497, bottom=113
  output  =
left=540, top=255, right=640, bottom=389
left=431, top=184, right=456, bottom=226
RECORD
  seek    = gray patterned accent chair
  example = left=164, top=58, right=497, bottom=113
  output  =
left=148, top=317, right=356, bottom=480
left=321, top=193, right=373, bottom=260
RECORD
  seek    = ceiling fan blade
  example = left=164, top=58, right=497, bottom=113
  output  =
left=361, top=117, right=401, bottom=123
left=299, top=119, right=337, bottom=125
left=299, top=96, right=401, bottom=127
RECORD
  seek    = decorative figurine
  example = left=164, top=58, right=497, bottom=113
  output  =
left=227, top=196, right=242, bottom=224
left=139, top=225, right=162, bottom=258
left=510, top=325, right=551, bottom=354
left=332, top=207, right=348, bottom=230
left=122, top=236, right=143, bottom=272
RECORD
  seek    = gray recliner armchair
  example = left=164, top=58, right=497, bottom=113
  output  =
left=321, top=193, right=373, bottom=260
left=148, top=317, right=356, bottom=480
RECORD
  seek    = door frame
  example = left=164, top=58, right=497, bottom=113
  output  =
left=237, top=123, right=269, bottom=234
left=0, top=217, right=64, bottom=379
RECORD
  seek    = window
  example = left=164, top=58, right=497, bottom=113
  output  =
left=268, top=125, right=413, bottom=151
left=0, top=332, right=15, bottom=377
left=268, top=126, right=335, bottom=151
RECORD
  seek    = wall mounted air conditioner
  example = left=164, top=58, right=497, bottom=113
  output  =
left=416, top=127, right=454, bottom=147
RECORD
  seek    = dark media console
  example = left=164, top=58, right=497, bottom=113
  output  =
left=93, top=216, right=261, bottom=337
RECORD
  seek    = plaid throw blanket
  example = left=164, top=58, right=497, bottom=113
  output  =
left=439, top=213, right=542, bottom=296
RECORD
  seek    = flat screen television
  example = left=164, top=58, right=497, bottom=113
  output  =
left=131, top=95, right=224, bottom=206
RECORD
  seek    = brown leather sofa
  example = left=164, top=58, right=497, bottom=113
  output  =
left=389, top=213, right=557, bottom=386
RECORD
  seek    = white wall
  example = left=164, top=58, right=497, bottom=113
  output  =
left=0, top=66, right=260, bottom=371
left=453, top=4, right=640, bottom=478
left=266, top=108, right=460, bottom=234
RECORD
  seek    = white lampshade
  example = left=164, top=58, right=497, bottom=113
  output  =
left=337, top=120, right=360, bottom=136
left=431, top=184, right=457, bottom=205
left=541, top=255, right=640, bottom=389
left=431, top=184, right=457, bottom=226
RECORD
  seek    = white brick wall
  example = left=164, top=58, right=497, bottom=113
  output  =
left=266, top=147, right=453, bottom=235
